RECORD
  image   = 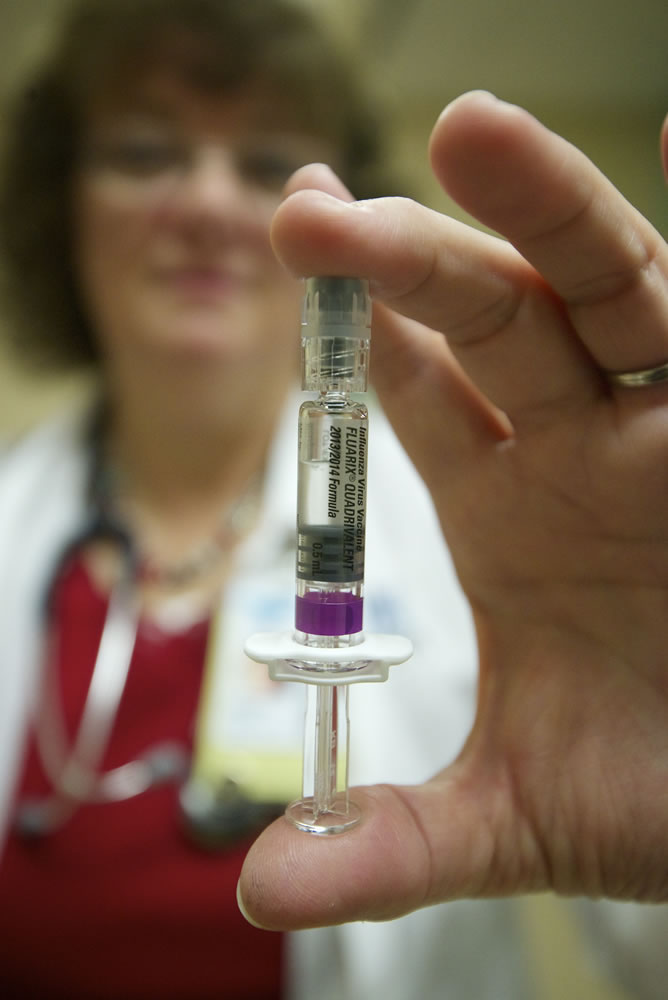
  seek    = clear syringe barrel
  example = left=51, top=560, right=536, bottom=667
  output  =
left=245, top=279, right=412, bottom=834
left=294, top=277, right=371, bottom=649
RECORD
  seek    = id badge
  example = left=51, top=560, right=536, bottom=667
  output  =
left=181, top=566, right=305, bottom=843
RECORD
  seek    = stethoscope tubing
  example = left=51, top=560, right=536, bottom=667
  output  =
left=15, top=516, right=187, bottom=837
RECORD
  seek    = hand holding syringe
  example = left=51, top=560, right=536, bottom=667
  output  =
left=245, top=277, right=411, bottom=834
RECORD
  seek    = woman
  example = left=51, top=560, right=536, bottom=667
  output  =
left=1, top=2, right=661, bottom=1000
left=0, top=1, right=506, bottom=999
left=0, top=1, right=378, bottom=997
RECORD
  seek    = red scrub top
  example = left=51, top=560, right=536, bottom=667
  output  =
left=0, top=556, right=284, bottom=999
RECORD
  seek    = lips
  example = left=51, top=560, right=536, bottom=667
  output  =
left=162, top=266, right=249, bottom=296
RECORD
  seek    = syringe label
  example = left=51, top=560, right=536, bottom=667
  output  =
left=297, top=419, right=367, bottom=583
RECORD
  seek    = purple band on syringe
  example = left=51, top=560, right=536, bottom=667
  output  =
left=295, top=592, right=363, bottom=636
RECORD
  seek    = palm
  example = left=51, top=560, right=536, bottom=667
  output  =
left=375, top=325, right=668, bottom=906
left=441, top=391, right=668, bottom=609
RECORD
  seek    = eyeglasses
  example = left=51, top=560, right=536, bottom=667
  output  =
left=79, top=120, right=335, bottom=199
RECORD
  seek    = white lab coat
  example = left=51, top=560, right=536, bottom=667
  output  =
left=0, top=398, right=662, bottom=999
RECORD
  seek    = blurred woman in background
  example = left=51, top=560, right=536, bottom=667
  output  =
left=0, top=1, right=502, bottom=998
left=1, top=2, right=665, bottom=1000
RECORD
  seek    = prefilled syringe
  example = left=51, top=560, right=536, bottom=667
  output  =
left=287, top=276, right=371, bottom=833
left=244, top=276, right=412, bottom=836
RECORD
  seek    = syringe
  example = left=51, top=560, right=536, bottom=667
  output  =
left=245, top=276, right=412, bottom=835
left=289, top=276, right=371, bottom=833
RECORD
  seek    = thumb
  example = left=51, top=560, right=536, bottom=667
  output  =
left=237, top=765, right=520, bottom=931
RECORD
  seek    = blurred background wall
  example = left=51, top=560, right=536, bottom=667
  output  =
left=315, top=0, right=667, bottom=232
left=0, top=2, right=666, bottom=995
left=1, top=0, right=666, bottom=437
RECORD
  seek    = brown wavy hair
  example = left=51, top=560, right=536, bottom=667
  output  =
left=0, top=0, right=385, bottom=370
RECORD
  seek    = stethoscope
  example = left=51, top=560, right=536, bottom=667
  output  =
left=13, top=434, right=282, bottom=844
left=14, top=515, right=190, bottom=839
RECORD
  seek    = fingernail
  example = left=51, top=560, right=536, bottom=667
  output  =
left=437, top=90, right=499, bottom=120
left=236, top=879, right=268, bottom=930
left=462, top=89, right=499, bottom=101
left=281, top=163, right=353, bottom=203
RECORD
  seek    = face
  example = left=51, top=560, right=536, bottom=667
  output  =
left=72, top=75, right=335, bottom=377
